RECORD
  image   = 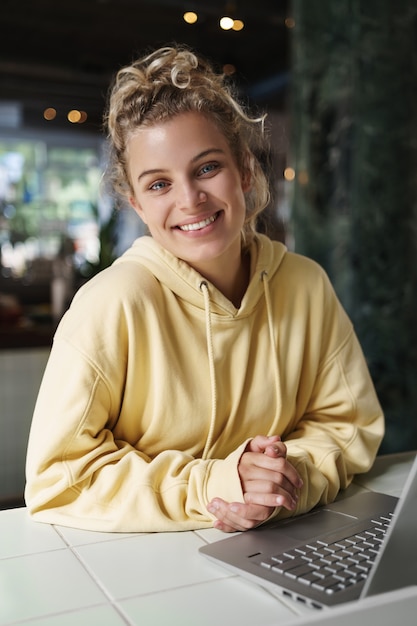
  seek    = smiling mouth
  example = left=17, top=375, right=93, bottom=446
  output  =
left=177, top=212, right=220, bottom=232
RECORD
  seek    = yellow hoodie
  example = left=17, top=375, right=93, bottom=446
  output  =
left=25, top=234, right=384, bottom=532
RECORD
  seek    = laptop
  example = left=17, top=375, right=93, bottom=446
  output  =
left=199, top=454, right=417, bottom=610
left=281, top=586, right=417, bottom=626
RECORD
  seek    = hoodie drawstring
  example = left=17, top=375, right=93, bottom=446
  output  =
left=200, top=281, right=218, bottom=460
left=199, top=273, right=282, bottom=459
left=261, top=271, right=283, bottom=434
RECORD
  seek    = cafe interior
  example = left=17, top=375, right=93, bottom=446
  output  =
left=1, top=0, right=416, bottom=509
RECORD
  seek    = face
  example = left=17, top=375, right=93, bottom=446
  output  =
left=127, top=111, right=250, bottom=279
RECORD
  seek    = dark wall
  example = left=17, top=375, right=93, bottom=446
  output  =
left=290, top=0, right=417, bottom=453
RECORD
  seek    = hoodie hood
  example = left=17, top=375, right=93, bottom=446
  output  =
left=114, top=233, right=287, bottom=317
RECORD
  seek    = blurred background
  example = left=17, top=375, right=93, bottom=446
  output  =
left=1, top=0, right=416, bottom=508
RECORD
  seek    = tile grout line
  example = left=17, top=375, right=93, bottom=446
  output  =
left=65, top=541, right=135, bottom=626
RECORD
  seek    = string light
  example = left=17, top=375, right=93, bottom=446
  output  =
left=43, top=107, right=56, bottom=121
left=284, top=167, right=296, bottom=181
left=183, top=10, right=244, bottom=31
left=232, top=19, right=244, bottom=31
left=220, top=16, right=234, bottom=30
left=68, top=110, right=81, bottom=123
left=67, top=110, right=87, bottom=124
left=183, top=11, right=198, bottom=24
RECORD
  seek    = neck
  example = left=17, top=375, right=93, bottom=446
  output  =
left=197, top=249, right=250, bottom=308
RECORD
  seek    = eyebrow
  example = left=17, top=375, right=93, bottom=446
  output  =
left=136, top=148, right=225, bottom=182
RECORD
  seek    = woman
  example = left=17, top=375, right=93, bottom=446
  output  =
left=25, top=46, right=384, bottom=533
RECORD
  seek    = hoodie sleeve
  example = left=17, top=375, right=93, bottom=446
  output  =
left=25, top=334, right=247, bottom=532
left=283, top=329, right=385, bottom=518
left=274, top=263, right=385, bottom=520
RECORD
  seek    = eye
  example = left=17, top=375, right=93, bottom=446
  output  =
left=149, top=180, right=168, bottom=191
left=198, top=162, right=219, bottom=176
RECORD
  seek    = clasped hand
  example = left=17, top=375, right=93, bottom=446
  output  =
left=207, top=435, right=303, bottom=532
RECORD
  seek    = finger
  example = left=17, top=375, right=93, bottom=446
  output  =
left=213, top=519, right=247, bottom=533
left=222, top=502, right=273, bottom=531
left=207, top=498, right=262, bottom=532
left=248, top=435, right=281, bottom=454
left=241, top=454, right=303, bottom=491
left=244, top=476, right=300, bottom=508
left=208, top=499, right=272, bottom=532
left=263, top=441, right=287, bottom=458
left=261, top=455, right=303, bottom=489
left=244, top=487, right=298, bottom=511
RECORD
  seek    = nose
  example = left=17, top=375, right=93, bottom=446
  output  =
left=175, top=180, right=207, bottom=212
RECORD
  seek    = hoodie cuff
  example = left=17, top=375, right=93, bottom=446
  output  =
left=205, top=439, right=251, bottom=504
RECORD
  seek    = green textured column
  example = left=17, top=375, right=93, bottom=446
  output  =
left=290, top=0, right=417, bottom=453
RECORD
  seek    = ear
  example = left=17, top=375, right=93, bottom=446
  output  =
left=129, top=196, right=147, bottom=224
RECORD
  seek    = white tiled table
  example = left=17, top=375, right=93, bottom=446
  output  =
left=1, top=451, right=415, bottom=626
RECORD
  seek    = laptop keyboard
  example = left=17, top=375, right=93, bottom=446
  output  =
left=259, top=513, right=393, bottom=596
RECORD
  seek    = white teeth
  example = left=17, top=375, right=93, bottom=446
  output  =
left=178, top=213, right=218, bottom=231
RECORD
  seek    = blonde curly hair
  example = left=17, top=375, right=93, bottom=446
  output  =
left=104, top=45, right=271, bottom=246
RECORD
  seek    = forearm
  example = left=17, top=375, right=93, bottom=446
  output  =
left=26, top=430, right=248, bottom=532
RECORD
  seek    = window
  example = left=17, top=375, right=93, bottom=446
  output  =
left=0, top=139, right=104, bottom=278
